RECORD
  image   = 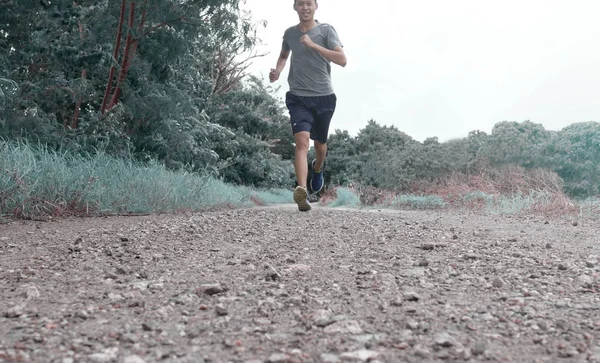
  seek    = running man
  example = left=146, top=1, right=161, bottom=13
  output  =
left=269, top=0, right=347, bottom=212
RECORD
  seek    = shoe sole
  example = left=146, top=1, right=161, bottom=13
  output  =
left=293, top=187, right=311, bottom=212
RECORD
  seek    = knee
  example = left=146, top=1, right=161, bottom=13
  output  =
left=295, top=134, right=310, bottom=152
left=314, top=141, right=328, bottom=152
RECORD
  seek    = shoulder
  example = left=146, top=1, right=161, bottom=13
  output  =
left=284, top=25, right=299, bottom=37
left=316, top=23, right=336, bottom=31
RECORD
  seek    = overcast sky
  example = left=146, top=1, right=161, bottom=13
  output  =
left=242, top=0, right=600, bottom=142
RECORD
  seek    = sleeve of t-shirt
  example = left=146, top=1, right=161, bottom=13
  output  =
left=282, top=31, right=291, bottom=52
left=326, top=25, right=343, bottom=50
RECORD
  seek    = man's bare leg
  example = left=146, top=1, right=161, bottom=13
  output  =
left=293, top=131, right=311, bottom=211
left=313, top=140, right=327, bottom=172
left=294, top=131, right=310, bottom=187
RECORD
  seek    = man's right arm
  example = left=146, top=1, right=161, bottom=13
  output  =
left=270, top=49, right=290, bottom=83
left=275, top=49, right=290, bottom=72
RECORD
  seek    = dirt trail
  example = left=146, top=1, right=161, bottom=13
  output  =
left=1, top=205, right=600, bottom=363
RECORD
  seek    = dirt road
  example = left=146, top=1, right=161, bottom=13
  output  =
left=1, top=205, right=599, bottom=362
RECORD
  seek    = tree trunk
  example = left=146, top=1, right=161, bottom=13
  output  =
left=106, top=0, right=147, bottom=111
left=101, top=0, right=127, bottom=114
left=71, top=11, right=87, bottom=129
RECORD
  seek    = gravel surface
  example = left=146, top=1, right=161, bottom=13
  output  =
left=1, top=204, right=600, bottom=362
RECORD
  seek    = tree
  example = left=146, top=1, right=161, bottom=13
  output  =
left=547, top=122, right=600, bottom=197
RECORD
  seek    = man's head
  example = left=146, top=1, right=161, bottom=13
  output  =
left=294, top=0, right=318, bottom=22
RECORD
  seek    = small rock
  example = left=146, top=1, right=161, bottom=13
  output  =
left=24, top=285, right=40, bottom=300
left=142, top=322, right=155, bottom=331
left=417, top=260, right=429, bottom=267
left=107, top=292, right=124, bottom=301
left=481, top=312, right=494, bottom=321
left=407, top=321, right=419, bottom=330
left=4, top=304, right=25, bottom=318
left=434, top=332, right=455, bottom=347
left=89, top=349, right=118, bottom=363
left=492, top=277, right=505, bottom=288
left=507, top=297, right=524, bottom=306
left=124, top=354, right=145, bottom=363
left=313, top=309, right=334, bottom=327
left=545, top=243, right=552, bottom=249
left=589, top=346, right=600, bottom=362
left=321, top=353, right=340, bottom=363
left=267, top=353, right=291, bottom=363
left=324, top=320, right=363, bottom=334
left=215, top=304, right=228, bottom=316
left=413, top=345, right=430, bottom=358
left=195, top=283, right=227, bottom=296
left=390, top=296, right=403, bottom=307
left=558, top=263, right=568, bottom=271
left=265, top=267, right=282, bottom=281
left=75, top=310, right=89, bottom=320
left=577, top=274, right=594, bottom=287
left=340, top=349, right=380, bottom=361
left=420, top=243, right=435, bottom=250
left=455, top=347, right=472, bottom=360
left=285, top=264, right=311, bottom=272
left=471, top=341, right=487, bottom=356
left=404, top=292, right=420, bottom=302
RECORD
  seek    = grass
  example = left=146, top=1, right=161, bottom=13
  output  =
left=0, top=140, right=291, bottom=219
left=2, top=140, right=595, bottom=220
left=323, top=187, right=361, bottom=208
left=321, top=165, right=590, bottom=218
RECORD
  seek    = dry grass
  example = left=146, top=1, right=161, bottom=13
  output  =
left=324, top=165, right=579, bottom=216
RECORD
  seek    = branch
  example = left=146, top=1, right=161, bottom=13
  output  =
left=142, top=16, right=187, bottom=36
left=101, top=0, right=127, bottom=114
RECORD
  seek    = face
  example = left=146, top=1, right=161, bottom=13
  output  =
left=294, top=0, right=318, bottom=22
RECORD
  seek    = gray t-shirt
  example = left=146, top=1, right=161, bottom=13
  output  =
left=282, top=22, right=343, bottom=97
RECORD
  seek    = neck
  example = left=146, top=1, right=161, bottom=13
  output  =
left=298, top=19, right=317, bottom=32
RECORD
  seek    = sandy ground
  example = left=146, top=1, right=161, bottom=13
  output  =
left=1, top=204, right=600, bottom=363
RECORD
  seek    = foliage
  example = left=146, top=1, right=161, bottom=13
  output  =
left=325, top=119, right=600, bottom=199
left=0, top=0, right=295, bottom=188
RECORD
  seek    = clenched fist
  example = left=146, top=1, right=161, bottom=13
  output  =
left=300, top=34, right=316, bottom=49
left=269, top=68, right=280, bottom=83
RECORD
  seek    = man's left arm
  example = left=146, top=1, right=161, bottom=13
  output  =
left=300, top=33, right=347, bottom=67
left=311, top=42, right=347, bottom=67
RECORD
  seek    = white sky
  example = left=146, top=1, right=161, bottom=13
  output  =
left=242, top=0, right=600, bottom=142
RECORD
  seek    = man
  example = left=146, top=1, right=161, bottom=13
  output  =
left=269, top=0, right=347, bottom=212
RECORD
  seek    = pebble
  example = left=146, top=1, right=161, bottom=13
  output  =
left=215, top=304, right=228, bottom=316
left=124, top=355, right=146, bottom=363
left=324, top=320, right=363, bottom=334
left=414, top=345, right=431, bottom=358
left=340, top=350, right=380, bottom=361
left=4, top=304, right=25, bottom=318
left=434, top=332, right=456, bottom=347
left=196, top=283, right=227, bottom=296
left=267, top=353, right=291, bottom=363
left=321, top=353, right=340, bottom=363
left=404, top=292, right=420, bottom=302
left=472, top=341, right=487, bottom=356
left=492, top=277, right=505, bottom=288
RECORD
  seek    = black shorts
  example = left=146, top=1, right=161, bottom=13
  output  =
left=285, top=91, right=337, bottom=144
